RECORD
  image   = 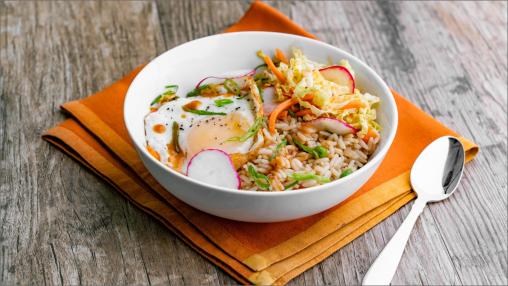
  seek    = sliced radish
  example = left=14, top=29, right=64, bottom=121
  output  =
left=305, top=118, right=357, bottom=135
left=261, top=87, right=278, bottom=114
left=186, top=149, right=241, bottom=189
left=319, top=66, right=355, bottom=95
left=196, top=69, right=256, bottom=88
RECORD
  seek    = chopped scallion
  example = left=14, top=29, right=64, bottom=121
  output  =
left=340, top=168, right=353, bottom=178
left=187, top=84, right=210, bottom=97
left=227, top=117, right=264, bottom=142
left=293, top=138, right=328, bottom=159
left=270, top=138, right=287, bottom=160
left=247, top=164, right=270, bottom=190
left=223, top=79, right=240, bottom=95
left=182, top=107, right=226, bottom=116
left=291, top=172, right=330, bottom=184
left=214, top=99, right=234, bottom=107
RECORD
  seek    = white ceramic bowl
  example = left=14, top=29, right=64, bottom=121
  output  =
left=124, top=32, right=398, bottom=222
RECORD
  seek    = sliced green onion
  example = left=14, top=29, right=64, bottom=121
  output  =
left=247, top=164, right=270, bottom=190
left=214, top=99, right=234, bottom=107
left=165, top=84, right=179, bottom=91
left=293, top=138, right=328, bottom=159
left=293, top=138, right=319, bottom=158
left=254, top=73, right=270, bottom=85
left=270, top=138, right=287, bottom=160
left=254, top=63, right=268, bottom=70
left=287, top=109, right=296, bottom=117
left=187, top=84, right=210, bottom=97
left=223, top=79, right=240, bottom=95
left=314, top=146, right=329, bottom=158
left=227, top=117, right=264, bottom=142
left=284, top=181, right=299, bottom=190
left=182, top=107, right=226, bottom=116
left=291, top=172, right=330, bottom=184
left=151, top=94, right=163, bottom=105
left=172, top=122, right=181, bottom=153
left=152, top=84, right=179, bottom=105
left=340, top=168, right=353, bottom=178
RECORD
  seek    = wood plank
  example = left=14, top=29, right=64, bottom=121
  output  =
left=0, top=1, right=229, bottom=285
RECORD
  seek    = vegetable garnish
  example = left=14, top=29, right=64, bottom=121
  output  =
left=172, top=122, right=181, bottom=153
left=187, top=84, right=214, bottom=97
left=340, top=168, right=353, bottom=178
left=314, top=146, right=329, bottom=158
left=284, top=172, right=331, bottom=189
left=227, top=117, right=264, bottom=142
left=275, top=48, right=289, bottom=64
left=151, top=94, right=163, bottom=105
left=270, top=138, right=287, bottom=160
left=268, top=98, right=298, bottom=134
left=151, top=84, right=179, bottom=105
left=291, top=172, right=330, bottom=184
left=214, top=99, right=234, bottom=107
left=223, top=79, right=240, bottom=95
left=182, top=106, right=226, bottom=116
left=247, top=164, right=270, bottom=190
left=263, top=54, right=286, bottom=83
left=284, top=181, right=299, bottom=190
left=293, top=138, right=328, bottom=159
left=164, top=85, right=179, bottom=92
left=254, top=63, right=267, bottom=71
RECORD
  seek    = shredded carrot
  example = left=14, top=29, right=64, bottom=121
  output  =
left=278, top=110, right=288, bottom=119
left=275, top=48, right=289, bottom=64
left=146, top=145, right=161, bottom=161
left=268, top=98, right=298, bottom=134
left=150, top=107, right=158, bottom=112
left=263, top=55, right=286, bottom=83
left=295, top=109, right=313, bottom=117
left=362, top=127, right=379, bottom=143
left=339, top=99, right=365, bottom=110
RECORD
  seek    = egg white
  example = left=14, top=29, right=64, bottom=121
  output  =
left=144, top=95, right=256, bottom=168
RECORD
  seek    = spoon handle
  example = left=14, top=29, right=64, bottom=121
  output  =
left=362, top=198, right=427, bottom=285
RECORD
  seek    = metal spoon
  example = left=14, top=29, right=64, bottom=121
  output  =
left=362, top=136, right=465, bottom=285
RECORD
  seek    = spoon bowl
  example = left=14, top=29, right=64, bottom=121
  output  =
left=363, top=136, right=465, bottom=285
left=411, top=136, right=466, bottom=201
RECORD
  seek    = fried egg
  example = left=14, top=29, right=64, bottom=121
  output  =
left=144, top=95, right=256, bottom=171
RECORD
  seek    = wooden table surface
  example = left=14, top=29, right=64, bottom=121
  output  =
left=1, top=1, right=507, bottom=285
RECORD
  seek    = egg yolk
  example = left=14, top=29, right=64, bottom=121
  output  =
left=186, top=112, right=252, bottom=157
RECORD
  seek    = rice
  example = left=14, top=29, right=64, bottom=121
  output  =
left=238, top=116, right=379, bottom=191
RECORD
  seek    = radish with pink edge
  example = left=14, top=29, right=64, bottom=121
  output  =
left=195, top=69, right=256, bottom=88
left=305, top=117, right=357, bottom=135
left=319, top=66, right=355, bottom=94
left=186, top=149, right=241, bottom=189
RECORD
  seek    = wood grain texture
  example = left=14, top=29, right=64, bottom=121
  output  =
left=1, top=0, right=506, bottom=285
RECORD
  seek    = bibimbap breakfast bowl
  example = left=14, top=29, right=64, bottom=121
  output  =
left=124, top=32, right=398, bottom=222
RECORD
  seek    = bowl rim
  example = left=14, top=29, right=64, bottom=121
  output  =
left=124, top=31, right=398, bottom=197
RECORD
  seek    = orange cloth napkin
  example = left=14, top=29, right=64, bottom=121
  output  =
left=42, top=2, right=479, bottom=285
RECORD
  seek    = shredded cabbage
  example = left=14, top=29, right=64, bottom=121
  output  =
left=265, top=48, right=381, bottom=136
